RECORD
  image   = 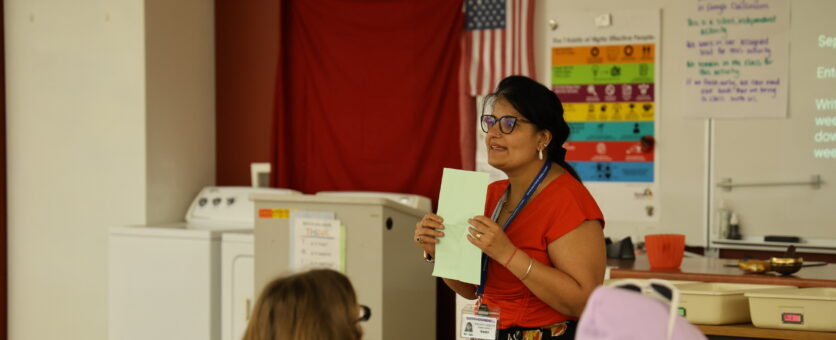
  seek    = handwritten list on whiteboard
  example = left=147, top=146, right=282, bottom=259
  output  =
left=683, top=0, right=789, bottom=118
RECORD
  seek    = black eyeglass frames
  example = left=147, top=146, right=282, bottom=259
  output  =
left=617, top=283, right=674, bottom=301
left=480, top=114, right=532, bottom=134
left=357, top=305, right=371, bottom=323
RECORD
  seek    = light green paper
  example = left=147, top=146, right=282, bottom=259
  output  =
left=431, top=168, right=489, bottom=285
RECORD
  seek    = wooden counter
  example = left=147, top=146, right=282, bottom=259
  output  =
left=608, top=256, right=836, bottom=339
left=695, top=323, right=836, bottom=340
left=608, top=256, right=836, bottom=288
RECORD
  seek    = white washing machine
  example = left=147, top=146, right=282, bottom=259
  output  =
left=108, top=186, right=300, bottom=340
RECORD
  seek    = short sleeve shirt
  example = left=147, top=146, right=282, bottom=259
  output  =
left=481, top=171, right=604, bottom=329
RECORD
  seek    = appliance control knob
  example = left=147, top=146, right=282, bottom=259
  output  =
left=198, top=198, right=208, bottom=207
left=212, top=198, right=222, bottom=206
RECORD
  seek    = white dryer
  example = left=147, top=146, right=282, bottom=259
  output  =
left=315, top=190, right=431, bottom=213
left=108, top=186, right=300, bottom=340
left=221, top=231, right=254, bottom=340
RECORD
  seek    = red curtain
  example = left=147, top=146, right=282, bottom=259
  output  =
left=273, top=0, right=465, bottom=202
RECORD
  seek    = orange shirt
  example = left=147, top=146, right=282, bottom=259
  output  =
left=481, top=171, right=604, bottom=329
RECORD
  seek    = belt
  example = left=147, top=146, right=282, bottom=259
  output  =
left=499, top=320, right=574, bottom=340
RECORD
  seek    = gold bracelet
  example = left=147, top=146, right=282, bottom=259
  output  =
left=520, top=257, right=534, bottom=281
left=503, top=248, right=518, bottom=268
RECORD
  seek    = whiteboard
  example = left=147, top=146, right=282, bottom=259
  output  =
left=710, top=0, right=836, bottom=243
left=538, top=0, right=836, bottom=247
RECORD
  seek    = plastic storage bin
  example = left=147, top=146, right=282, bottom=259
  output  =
left=675, top=283, right=796, bottom=325
left=746, top=287, right=836, bottom=331
left=604, top=278, right=700, bottom=286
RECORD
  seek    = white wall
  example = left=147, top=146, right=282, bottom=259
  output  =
left=6, top=0, right=215, bottom=339
left=535, top=0, right=709, bottom=245
left=145, top=0, right=215, bottom=224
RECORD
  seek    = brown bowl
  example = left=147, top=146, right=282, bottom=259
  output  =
left=770, top=257, right=803, bottom=275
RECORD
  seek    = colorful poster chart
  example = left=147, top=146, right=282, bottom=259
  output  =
left=552, top=39, right=655, bottom=182
left=683, top=0, right=790, bottom=118
left=548, top=10, right=660, bottom=222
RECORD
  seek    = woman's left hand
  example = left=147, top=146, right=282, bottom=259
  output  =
left=466, top=216, right=516, bottom=263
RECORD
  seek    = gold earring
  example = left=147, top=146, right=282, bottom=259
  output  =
left=538, top=148, right=543, bottom=160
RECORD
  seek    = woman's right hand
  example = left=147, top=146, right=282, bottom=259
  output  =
left=414, top=213, right=445, bottom=257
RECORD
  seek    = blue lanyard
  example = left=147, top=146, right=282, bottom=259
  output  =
left=476, top=161, right=551, bottom=295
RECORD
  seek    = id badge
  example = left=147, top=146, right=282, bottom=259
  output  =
left=460, top=303, right=500, bottom=340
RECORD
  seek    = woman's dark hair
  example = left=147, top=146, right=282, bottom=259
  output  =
left=484, top=75, right=582, bottom=182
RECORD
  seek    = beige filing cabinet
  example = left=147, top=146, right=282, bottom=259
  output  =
left=251, top=194, right=435, bottom=340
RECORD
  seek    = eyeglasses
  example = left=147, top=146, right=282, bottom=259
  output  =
left=609, top=279, right=679, bottom=340
left=356, top=305, right=371, bottom=323
left=480, top=114, right=532, bottom=134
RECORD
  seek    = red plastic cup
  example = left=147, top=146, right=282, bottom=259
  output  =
left=645, top=234, right=685, bottom=268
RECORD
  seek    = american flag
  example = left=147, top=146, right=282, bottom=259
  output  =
left=464, top=0, right=535, bottom=96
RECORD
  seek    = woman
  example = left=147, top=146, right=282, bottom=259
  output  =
left=243, top=269, right=370, bottom=340
left=414, top=76, right=606, bottom=339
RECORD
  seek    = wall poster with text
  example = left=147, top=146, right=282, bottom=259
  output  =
left=683, top=0, right=789, bottom=118
left=548, top=10, right=660, bottom=222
